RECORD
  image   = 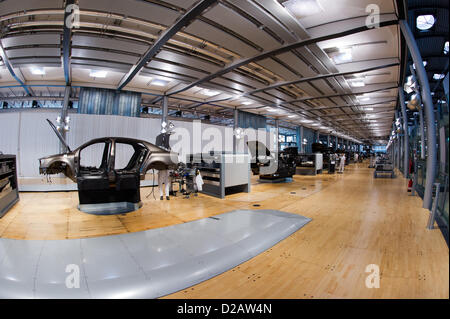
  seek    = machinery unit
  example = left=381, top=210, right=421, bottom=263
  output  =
left=187, top=153, right=251, bottom=198
left=247, top=141, right=296, bottom=182
left=374, top=156, right=395, bottom=178
left=295, top=153, right=323, bottom=176
left=0, top=154, right=19, bottom=218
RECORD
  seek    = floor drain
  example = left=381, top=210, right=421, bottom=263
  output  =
left=253, top=204, right=261, bottom=207
left=290, top=192, right=296, bottom=194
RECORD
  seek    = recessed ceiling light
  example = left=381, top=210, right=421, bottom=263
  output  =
left=351, top=81, right=365, bottom=87
left=433, top=73, right=445, bottom=80
left=329, top=47, right=352, bottom=64
left=202, top=89, right=220, bottom=96
left=89, top=70, right=107, bottom=78
left=416, top=14, right=435, bottom=31
left=31, top=67, right=45, bottom=75
left=151, top=79, right=169, bottom=86
left=282, top=0, right=323, bottom=18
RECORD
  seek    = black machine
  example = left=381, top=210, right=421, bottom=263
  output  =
left=247, top=141, right=296, bottom=181
left=0, top=154, right=19, bottom=218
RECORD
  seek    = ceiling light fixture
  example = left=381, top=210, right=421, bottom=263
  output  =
left=416, top=14, right=435, bottom=31
left=444, top=41, right=449, bottom=55
left=151, top=79, right=169, bottom=86
left=350, top=80, right=365, bottom=87
left=31, top=67, right=45, bottom=75
left=202, top=89, right=220, bottom=96
left=89, top=70, right=107, bottom=78
left=433, top=73, right=445, bottom=80
left=330, top=47, right=352, bottom=64
left=242, top=101, right=253, bottom=105
left=282, top=0, right=323, bottom=19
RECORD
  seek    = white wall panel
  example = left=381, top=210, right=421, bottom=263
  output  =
left=0, top=112, right=238, bottom=178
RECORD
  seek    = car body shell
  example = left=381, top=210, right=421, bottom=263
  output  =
left=39, top=137, right=178, bottom=182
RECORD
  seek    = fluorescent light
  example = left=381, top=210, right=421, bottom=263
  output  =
left=288, top=115, right=296, bottom=118
left=202, top=89, right=220, bottom=96
left=330, top=47, right=352, bottom=64
left=151, top=79, right=169, bottom=86
left=267, top=108, right=277, bottom=112
left=89, top=70, right=107, bottom=78
left=242, top=101, right=253, bottom=105
left=351, top=81, right=365, bottom=87
left=282, top=0, right=323, bottom=18
left=358, top=97, right=371, bottom=102
left=365, top=108, right=374, bottom=111
left=31, top=67, right=45, bottom=75
left=433, top=73, right=445, bottom=80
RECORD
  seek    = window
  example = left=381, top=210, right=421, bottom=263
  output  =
left=80, top=142, right=110, bottom=170
left=115, top=143, right=137, bottom=170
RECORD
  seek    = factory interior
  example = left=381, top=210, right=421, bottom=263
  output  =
left=0, top=0, right=448, bottom=303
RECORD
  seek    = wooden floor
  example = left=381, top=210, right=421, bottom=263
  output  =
left=0, top=162, right=448, bottom=298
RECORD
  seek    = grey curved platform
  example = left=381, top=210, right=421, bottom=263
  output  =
left=0, top=209, right=311, bottom=299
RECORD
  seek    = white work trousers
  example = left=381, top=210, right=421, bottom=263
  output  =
left=339, top=158, right=345, bottom=173
left=158, top=169, right=170, bottom=197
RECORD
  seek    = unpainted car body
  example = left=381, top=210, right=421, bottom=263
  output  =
left=39, top=137, right=178, bottom=182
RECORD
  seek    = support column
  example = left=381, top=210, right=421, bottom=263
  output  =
left=327, top=135, right=331, bottom=147
left=60, top=85, right=71, bottom=153
left=400, top=20, right=437, bottom=210
left=233, top=108, right=238, bottom=154
left=161, top=95, right=168, bottom=132
left=299, top=126, right=304, bottom=153
left=315, top=130, right=320, bottom=143
left=335, top=136, right=338, bottom=151
left=296, top=126, right=302, bottom=153
left=275, top=118, right=280, bottom=152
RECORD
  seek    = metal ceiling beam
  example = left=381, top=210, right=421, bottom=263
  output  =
left=279, top=85, right=398, bottom=105
left=312, top=99, right=397, bottom=111
left=165, top=19, right=399, bottom=96
left=62, top=0, right=75, bottom=85
left=0, top=42, right=32, bottom=96
left=117, top=0, right=218, bottom=90
left=244, top=63, right=400, bottom=96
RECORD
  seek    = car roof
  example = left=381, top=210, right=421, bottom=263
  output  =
left=77, top=137, right=167, bottom=152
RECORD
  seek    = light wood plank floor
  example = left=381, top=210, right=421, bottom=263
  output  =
left=1, top=162, right=448, bottom=298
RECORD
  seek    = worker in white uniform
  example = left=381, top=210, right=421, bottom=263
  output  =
left=158, top=169, right=171, bottom=200
left=354, top=153, right=359, bottom=163
left=338, top=154, right=346, bottom=173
